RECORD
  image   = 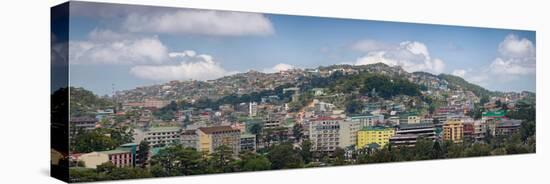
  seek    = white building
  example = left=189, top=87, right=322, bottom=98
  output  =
left=249, top=102, right=258, bottom=117
left=309, top=117, right=359, bottom=153
left=142, top=127, right=181, bottom=146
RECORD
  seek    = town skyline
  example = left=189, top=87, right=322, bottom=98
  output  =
left=55, top=2, right=537, bottom=182
left=65, top=2, right=536, bottom=96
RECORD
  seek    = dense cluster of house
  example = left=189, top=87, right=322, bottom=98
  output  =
left=69, top=97, right=525, bottom=169
left=67, top=64, right=532, bottom=169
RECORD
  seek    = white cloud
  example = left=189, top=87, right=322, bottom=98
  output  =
left=453, top=34, right=535, bottom=90
left=263, top=63, right=296, bottom=73
left=169, top=50, right=197, bottom=58
left=498, top=34, right=535, bottom=58
left=130, top=51, right=235, bottom=81
left=490, top=57, right=535, bottom=75
left=489, top=34, right=535, bottom=76
left=354, top=41, right=445, bottom=74
left=69, top=30, right=169, bottom=65
left=122, top=10, right=274, bottom=36
left=452, top=69, right=467, bottom=77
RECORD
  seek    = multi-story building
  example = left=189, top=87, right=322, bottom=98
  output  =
left=473, top=120, right=486, bottom=141
left=390, top=123, right=437, bottom=147
left=407, top=115, right=421, bottom=124
left=69, top=117, right=97, bottom=136
left=309, top=117, right=344, bottom=153
left=349, top=114, right=384, bottom=127
left=357, top=126, right=395, bottom=149
left=249, top=102, right=258, bottom=117
left=340, top=119, right=361, bottom=148
left=118, top=143, right=139, bottom=167
left=78, top=149, right=134, bottom=169
left=495, top=119, right=522, bottom=137
left=143, top=99, right=169, bottom=109
left=180, top=129, right=198, bottom=149
left=463, top=121, right=475, bottom=142
left=143, top=127, right=181, bottom=146
left=389, top=134, right=422, bottom=147
left=240, top=134, right=256, bottom=152
left=101, top=149, right=133, bottom=168
left=197, top=126, right=241, bottom=155
left=443, top=120, right=464, bottom=143
left=263, top=118, right=281, bottom=129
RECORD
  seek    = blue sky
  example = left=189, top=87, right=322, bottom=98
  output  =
left=65, top=2, right=536, bottom=95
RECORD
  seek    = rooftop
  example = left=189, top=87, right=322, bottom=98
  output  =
left=360, top=126, right=394, bottom=131
left=482, top=110, right=506, bottom=117
left=311, top=116, right=343, bottom=121
left=99, top=149, right=131, bottom=155
left=148, top=126, right=181, bottom=133
left=198, top=126, right=238, bottom=134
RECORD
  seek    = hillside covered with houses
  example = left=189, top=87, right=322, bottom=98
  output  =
left=64, top=62, right=535, bottom=182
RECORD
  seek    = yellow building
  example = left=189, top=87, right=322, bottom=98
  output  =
left=357, top=126, right=395, bottom=149
left=443, top=120, right=464, bottom=143
left=197, top=126, right=241, bottom=155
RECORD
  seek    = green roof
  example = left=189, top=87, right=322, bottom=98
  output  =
left=482, top=110, right=506, bottom=117
left=99, top=149, right=131, bottom=155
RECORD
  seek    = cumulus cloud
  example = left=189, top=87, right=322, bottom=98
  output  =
left=130, top=51, right=235, bottom=81
left=498, top=34, right=536, bottom=58
left=453, top=34, right=535, bottom=90
left=353, top=41, right=445, bottom=74
left=122, top=9, right=274, bottom=36
left=489, top=34, right=536, bottom=76
left=69, top=29, right=169, bottom=65
left=262, top=63, right=297, bottom=73
left=169, top=50, right=197, bottom=58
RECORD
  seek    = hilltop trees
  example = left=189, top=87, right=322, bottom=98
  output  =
left=69, top=87, right=114, bottom=116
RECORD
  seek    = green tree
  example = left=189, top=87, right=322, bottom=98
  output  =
left=137, top=140, right=150, bottom=168
left=248, top=122, right=263, bottom=144
left=238, top=152, right=272, bottom=171
left=150, top=145, right=204, bottom=176
left=464, top=143, right=491, bottom=157
left=431, top=141, right=443, bottom=159
left=208, top=145, right=237, bottom=173
left=292, top=123, right=304, bottom=142
left=267, top=143, right=304, bottom=169
left=299, top=140, right=313, bottom=164
left=73, top=130, right=117, bottom=153
left=519, top=121, right=536, bottom=143
left=331, top=147, right=347, bottom=165
left=345, top=100, right=364, bottom=114
left=413, top=138, right=433, bottom=160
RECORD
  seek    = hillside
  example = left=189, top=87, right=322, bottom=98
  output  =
left=70, top=87, right=114, bottom=116
left=437, top=74, right=496, bottom=97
